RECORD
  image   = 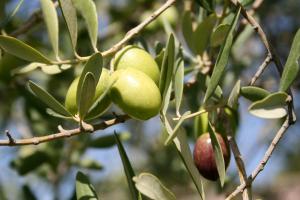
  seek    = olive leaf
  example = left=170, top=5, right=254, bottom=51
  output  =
left=75, top=171, right=98, bottom=200
left=78, top=72, right=96, bottom=119
left=227, top=80, right=241, bottom=109
left=248, top=92, right=288, bottom=119
left=73, top=0, right=98, bottom=51
left=174, top=57, right=184, bottom=116
left=193, top=14, right=217, bottom=55
left=28, top=81, right=73, bottom=117
left=210, top=24, right=231, bottom=47
left=114, top=132, right=141, bottom=200
left=164, top=111, right=191, bottom=146
left=182, top=11, right=194, bottom=52
left=241, top=86, right=270, bottom=101
left=203, top=7, right=241, bottom=103
left=133, top=173, right=176, bottom=200
left=159, top=34, right=175, bottom=95
left=75, top=159, right=103, bottom=170
left=208, top=122, right=226, bottom=186
left=40, top=0, right=59, bottom=60
left=76, top=53, right=103, bottom=115
left=279, top=29, right=300, bottom=92
left=0, top=36, right=51, bottom=64
left=58, top=0, right=77, bottom=53
left=161, top=116, right=205, bottom=199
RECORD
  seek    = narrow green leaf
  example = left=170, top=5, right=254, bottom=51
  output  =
left=78, top=73, right=96, bottom=119
left=208, top=122, right=226, bottom=186
left=0, top=36, right=51, bottom=64
left=58, top=0, right=77, bottom=52
left=210, top=24, right=231, bottom=47
left=195, top=0, right=215, bottom=12
left=75, top=171, right=98, bottom=200
left=182, top=11, right=194, bottom=52
left=133, top=173, right=176, bottom=200
left=159, top=34, right=175, bottom=95
left=193, top=14, right=217, bottom=54
left=227, top=80, right=241, bottom=109
left=88, top=132, right=130, bottom=148
left=0, top=0, right=24, bottom=28
left=174, top=58, right=184, bottom=116
left=161, top=81, right=172, bottom=116
left=76, top=53, right=103, bottom=111
left=164, top=111, right=191, bottom=145
left=161, top=116, right=205, bottom=199
left=40, top=0, right=59, bottom=59
left=114, top=132, right=141, bottom=200
left=172, top=128, right=205, bottom=199
left=203, top=7, right=241, bottom=103
left=241, top=86, right=270, bottom=101
left=279, top=29, right=300, bottom=92
left=249, top=92, right=288, bottom=119
left=28, top=81, right=73, bottom=117
left=73, top=0, right=98, bottom=51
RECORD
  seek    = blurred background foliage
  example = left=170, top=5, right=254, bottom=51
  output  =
left=0, top=0, right=299, bottom=199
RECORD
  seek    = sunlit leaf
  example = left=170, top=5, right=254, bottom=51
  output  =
left=208, top=122, right=226, bottom=186
left=210, top=24, right=230, bottom=47
left=73, top=0, right=98, bottom=51
left=133, top=173, right=176, bottom=200
left=58, top=0, right=77, bottom=52
left=0, top=36, right=51, bottom=64
left=12, top=62, right=44, bottom=75
left=227, top=80, right=240, bottom=109
left=28, top=81, right=73, bottom=117
left=279, top=29, right=300, bottom=92
left=114, top=132, right=141, bottom=200
left=40, top=0, right=59, bottom=59
left=203, top=7, right=241, bottom=103
left=249, top=92, right=288, bottom=119
left=241, top=86, right=270, bottom=101
left=76, top=171, right=98, bottom=200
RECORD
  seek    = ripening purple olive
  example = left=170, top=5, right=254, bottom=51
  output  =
left=193, top=133, right=230, bottom=181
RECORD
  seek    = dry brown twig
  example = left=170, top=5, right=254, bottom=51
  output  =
left=225, top=1, right=296, bottom=199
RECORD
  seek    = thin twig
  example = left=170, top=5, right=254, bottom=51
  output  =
left=226, top=116, right=290, bottom=200
left=0, top=115, right=129, bottom=146
left=50, top=0, right=176, bottom=65
left=249, top=54, right=272, bottom=85
left=228, top=136, right=252, bottom=200
left=230, top=0, right=296, bottom=124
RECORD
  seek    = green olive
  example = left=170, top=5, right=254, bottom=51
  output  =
left=112, top=45, right=160, bottom=85
left=110, top=68, right=161, bottom=120
left=65, top=68, right=111, bottom=119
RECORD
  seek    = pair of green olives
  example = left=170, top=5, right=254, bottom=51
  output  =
left=65, top=46, right=162, bottom=120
